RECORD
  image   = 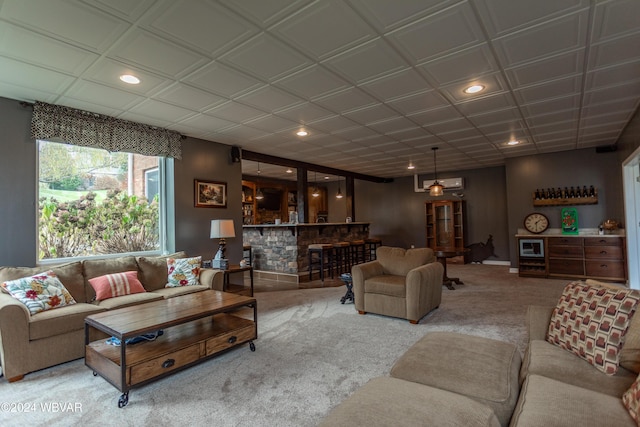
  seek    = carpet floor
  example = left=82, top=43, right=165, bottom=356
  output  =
left=0, top=264, right=569, bottom=427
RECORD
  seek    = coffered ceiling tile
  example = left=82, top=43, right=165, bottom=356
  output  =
left=514, top=75, right=582, bottom=104
left=343, top=103, right=398, bottom=125
left=348, top=0, right=455, bottom=32
left=127, top=99, right=196, bottom=123
left=83, top=0, right=156, bottom=21
left=0, top=0, right=130, bottom=52
left=387, top=90, right=450, bottom=115
left=274, top=65, right=350, bottom=100
left=367, top=117, right=420, bottom=134
left=236, top=85, right=304, bottom=113
left=588, top=32, right=640, bottom=70
left=141, top=0, right=258, bottom=56
left=63, top=80, right=142, bottom=110
left=473, top=0, right=588, bottom=37
left=154, top=83, right=226, bottom=111
left=581, top=113, right=632, bottom=129
left=439, top=128, right=484, bottom=142
left=531, top=128, right=576, bottom=141
left=117, top=111, right=172, bottom=128
left=492, top=11, right=588, bottom=67
left=386, top=127, right=432, bottom=142
left=83, top=58, right=169, bottom=96
left=109, top=29, right=208, bottom=78
left=272, top=0, right=375, bottom=60
left=220, top=0, right=313, bottom=27
left=306, top=115, right=360, bottom=133
left=360, top=68, right=432, bottom=101
left=203, top=101, right=266, bottom=124
left=215, top=124, right=268, bottom=140
left=591, top=0, right=640, bottom=43
left=584, top=81, right=640, bottom=105
left=177, top=113, right=237, bottom=132
left=586, top=61, right=640, bottom=91
left=244, top=114, right=298, bottom=133
left=425, top=117, right=474, bottom=134
left=275, top=102, right=335, bottom=124
left=387, top=2, right=485, bottom=64
left=526, top=110, right=579, bottom=127
left=505, top=50, right=584, bottom=87
left=323, top=38, right=407, bottom=84
left=521, top=95, right=581, bottom=117
left=331, top=126, right=378, bottom=141
left=419, top=44, right=498, bottom=86
left=220, top=33, right=311, bottom=82
left=0, top=55, right=76, bottom=95
left=529, top=121, right=577, bottom=136
left=455, top=93, right=515, bottom=116
left=184, top=62, right=262, bottom=98
left=0, top=22, right=98, bottom=75
left=476, top=120, right=527, bottom=136
left=352, top=134, right=395, bottom=147
left=408, top=105, right=462, bottom=126
left=581, top=97, right=640, bottom=118
left=313, top=87, right=378, bottom=114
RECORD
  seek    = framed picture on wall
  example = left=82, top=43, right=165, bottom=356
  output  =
left=194, top=179, right=227, bottom=208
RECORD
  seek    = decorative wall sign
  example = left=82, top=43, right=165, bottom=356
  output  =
left=561, top=207, right=579, bottom=235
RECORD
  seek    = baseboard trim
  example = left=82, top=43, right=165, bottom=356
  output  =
left=482, top=260, right=511, bottom=266
left=509, top=267, right=519, bottom=274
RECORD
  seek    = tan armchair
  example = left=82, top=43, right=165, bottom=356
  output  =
left=351, top=246, right=443, bottom=324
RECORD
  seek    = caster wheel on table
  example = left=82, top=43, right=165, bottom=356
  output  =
left=249, top=341, right=256, bottom=352
left=118, top=392, right=129, bottom=408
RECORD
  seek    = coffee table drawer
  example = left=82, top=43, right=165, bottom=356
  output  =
left=130, top=344, right=201, bottom=385
left=206, top=326, right=255, bottom=356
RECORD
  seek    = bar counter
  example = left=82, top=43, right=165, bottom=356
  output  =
left=243, top=222, right=370, bottom=274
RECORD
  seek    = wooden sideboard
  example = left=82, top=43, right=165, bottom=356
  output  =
left=518, top=235, right=627, bottom=282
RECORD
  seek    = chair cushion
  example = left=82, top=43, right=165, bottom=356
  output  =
left=29, top=302, right=105, bottom=340
left=546, top=281, right=640, bottom=375
left=376, top=246, right=433, bottom=276
left=364, top=275, right=406, bottom=297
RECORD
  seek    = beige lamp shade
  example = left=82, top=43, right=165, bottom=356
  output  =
left=210, top=219, right=235, bottom=239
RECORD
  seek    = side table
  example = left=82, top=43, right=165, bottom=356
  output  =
left=433, top=247, right=470, bottom=290
left=340, top=273, right=354, bottom=304
left=223, top=265, right=254, bottom=297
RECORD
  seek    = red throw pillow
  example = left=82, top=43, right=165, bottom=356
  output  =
left=89, top=271, right=146, bottom=301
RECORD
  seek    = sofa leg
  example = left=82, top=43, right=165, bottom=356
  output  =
left=358, top=310, right=366, bottom=315
left=8, top=374, right=24, bottom=382
left=409, top=320, right=418, bottom=324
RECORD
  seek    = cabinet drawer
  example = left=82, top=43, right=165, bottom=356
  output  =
left=584, top=246, right=623, bottom=260
left=548, top=237, right=583, bottom=247
left=206, top=325, right=255, bottom=356
left=548, top=246, right=583, bottom=258
left=549, top=259, right=584, bottom=275
left=130, top=344, right=201, bottom=385
left=584, top=237, right=623, bottom=247
left=586, top=261, right=625, bottom=279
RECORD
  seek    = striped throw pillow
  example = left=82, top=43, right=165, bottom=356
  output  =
left=89, top=271, right=146, bottom=301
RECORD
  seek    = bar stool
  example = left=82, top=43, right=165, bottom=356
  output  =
left=308, top=243, right=333, bottom=282
left=332, top=241, right=351, bottom=275
left=243, top=244, right=252, bottom=266
left=350, top=239, right=366, bottom=266
left=365, top=238, right=382, bottom=261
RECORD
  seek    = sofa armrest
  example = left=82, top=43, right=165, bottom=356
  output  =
left=527, top=305, right=554, bottom=341
left=352, top=261, right=384, bottom=311
left=0, top=292, right=31, bottom=380
left=199, top=269, right=225, bottom=291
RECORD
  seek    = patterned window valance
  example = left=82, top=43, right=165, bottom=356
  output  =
left=30, top=101, right=182, bottom=159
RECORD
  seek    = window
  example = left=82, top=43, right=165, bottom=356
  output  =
left=37, top=140, right=167, bottom=261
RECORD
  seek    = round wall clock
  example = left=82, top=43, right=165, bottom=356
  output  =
left=524, top=212, right=549, bottom=234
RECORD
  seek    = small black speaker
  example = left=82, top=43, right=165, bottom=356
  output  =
left=595, top=144, right=616, bottom=153
left=230, top=146, right=241, bottom=163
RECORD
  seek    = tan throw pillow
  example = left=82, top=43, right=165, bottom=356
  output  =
left=547, top=281, right=640, bottom=375
left=623, top=373, right=640, bottom=426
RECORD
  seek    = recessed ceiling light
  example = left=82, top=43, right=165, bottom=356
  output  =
left=296, top=130, right=308, bottom=137
left=119, top=74, right=140, bottom=85
left=324, top=176, right=329, bottom=180
left=464, top=84, right=484, bottom=94
left=507, top=139, right=520, bottom=146
left=407, top=162, right=416, bottom=170
left=286, top=168, right=293, bottom=173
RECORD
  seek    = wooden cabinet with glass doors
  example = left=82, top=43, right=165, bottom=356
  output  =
left=425, top=200, right=466, bottom=250
left=242, top=181, right=256, bottom=225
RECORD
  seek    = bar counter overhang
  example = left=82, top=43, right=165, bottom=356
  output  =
left=242, top=222, right=370, bottom=275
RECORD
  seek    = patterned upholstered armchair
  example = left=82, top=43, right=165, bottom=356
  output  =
left=351, top=246, right=443, bottom=324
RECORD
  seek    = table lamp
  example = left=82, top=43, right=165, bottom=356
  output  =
left=210, top=219, right=235, bottom=270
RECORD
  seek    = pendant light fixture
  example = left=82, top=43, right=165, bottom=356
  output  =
left=429, top=147, right=444, bottom=197
left=312, top=172, right=320, bottom=197
left=255, top=162, right=264, bottom=200
left=336, top=177, right=343, bottom=199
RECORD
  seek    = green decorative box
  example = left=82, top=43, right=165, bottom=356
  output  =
left=561, top=208, right=579, bottom=235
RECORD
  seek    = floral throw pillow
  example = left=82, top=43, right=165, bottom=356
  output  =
left=166, top=256, right=202, bottom=287
left=623, top=374, right=640, bottom=426
left=547, top=281, right=640, bottom=375
left=1, top=270, right=76, bottom=315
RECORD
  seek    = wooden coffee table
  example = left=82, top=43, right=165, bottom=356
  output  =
left=85, top=290, right=257, bottom=407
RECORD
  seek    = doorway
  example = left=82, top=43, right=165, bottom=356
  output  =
left=623, top=147, right=640, bottom=289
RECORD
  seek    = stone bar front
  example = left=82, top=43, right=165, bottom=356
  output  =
left=242, top=222, right=370, bottom=275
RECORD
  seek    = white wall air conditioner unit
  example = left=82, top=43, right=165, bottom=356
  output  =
left=423, top=177, right=464, bottom=191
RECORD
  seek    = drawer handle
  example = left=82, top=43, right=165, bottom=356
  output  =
left=601, top=264, right=607, bottom=268
left=599, top=239, right=607, bottom=243
left=600, top=251, right=607, bottom=255
left=228, top=336, right=237, bottom=344
left=162, top=359, right=175, bottom=369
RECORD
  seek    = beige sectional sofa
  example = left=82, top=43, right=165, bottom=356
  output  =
left=0, top=252, right=223, bottom=382
left=321, top=282, right=640, bottom=426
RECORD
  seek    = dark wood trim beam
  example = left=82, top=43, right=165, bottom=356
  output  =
left=241, top=150, right=393, bottom=184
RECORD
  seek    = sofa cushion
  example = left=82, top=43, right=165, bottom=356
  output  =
left=29, top=302, right=105, bottom=340
left=0, top=261, right=86, bottom=303
left=376, top=246, right=433, bottom=276
left=136, top=251, right=187, bottom=291
left=92, top=291, right=163, bottom=310
left=547, top=281, right=640, bottom=375
left=391, top=332, right=520, bottom=427
left=88, top=271, right=146, bottom=301
left=152, top=285, right=209, bottom=299
left=318, top=377, right=501, bottom=427
left=522, top=339, right=636, bottom=397
left=623, top=373, right=640, bottom=425
left=364, top=275, right=406, bottom=297
left=1, top=270, right=76, bottom=315
left=510, top=374, right=635, bottom=427
left=166, top=256, right=202, bottom=287
left=83, top=256, right=138, bottom=301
